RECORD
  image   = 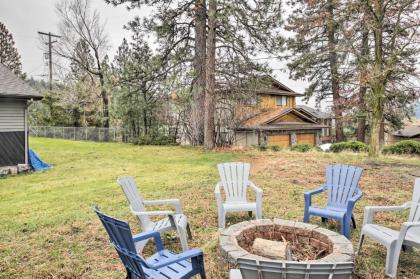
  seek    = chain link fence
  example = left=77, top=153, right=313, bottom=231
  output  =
left=29, top=126, right=126, bottom=142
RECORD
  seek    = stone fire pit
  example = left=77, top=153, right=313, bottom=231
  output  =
left=219, top=219, right=354, bottom=265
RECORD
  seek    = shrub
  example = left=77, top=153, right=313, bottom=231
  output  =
left=290, top=144, right=313, bottom=152
left=269, top=145, right=282, bottom=151
left=382, top=140, right=420, bottom=155
left=330, top=141, right=368, bottom=153
left=131, top=134, right=176, bottom=145
left=257, top=144, right=267, bottom=151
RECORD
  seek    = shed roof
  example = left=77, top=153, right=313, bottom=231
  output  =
left=0, top=64, right=42, bottom=100
left=392, top=123, right=420, bottom=138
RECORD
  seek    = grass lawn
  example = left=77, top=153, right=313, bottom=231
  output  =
left=0, top=138, right=419, bottom=278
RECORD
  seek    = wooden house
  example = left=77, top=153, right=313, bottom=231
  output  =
left=0, top=64, right=42, bottom=167
left=234, top=76, right=328, bottom=147
left=296, top=105, right=333, bottom=143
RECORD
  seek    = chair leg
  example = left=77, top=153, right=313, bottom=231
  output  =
left=357, top=234, right=365, bottom=255
left=186, top=223, right=193, bottom=240
left=248, top=211, right=253, bottom=217
left=341, top=217, right=351, bottom=239
left=218, top=211, right=226, bottom=229
left=385, top=241, right=402, bottom=278
left=351, top=214, right=356, bottom=229
left=177, top=227, right=189, bottom=252
left=199, top=259, right=207, bottom=279
left=303, top=208, right=310, bottom=223
left=256, top=203, right=262, bottom=220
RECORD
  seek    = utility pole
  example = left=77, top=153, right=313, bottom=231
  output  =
left=38, top=31, right=61, bottom=90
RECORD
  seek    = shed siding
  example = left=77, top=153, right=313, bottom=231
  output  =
left=0, top=131, right=25, bottom=166
left=0, top=100, right=26, bottom=132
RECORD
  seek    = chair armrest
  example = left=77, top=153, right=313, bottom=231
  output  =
left=347, top=190, right=363, bottom=212
left=131, top=209, right=174, bottom=216
left=398, top=221, right=420, bottom=245
left=144, top=199, right=183, bottom=214
left=148, top=248, right=204, bottom=269
left=132, top=231, right=164, bottom=252
left=304, top=186, right=324, bottom=207
left=248, top=181, right=263, bottom=194
left=363, top=202, right=411, bottom=225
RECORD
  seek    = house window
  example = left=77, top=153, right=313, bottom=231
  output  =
left=276, top=96, right=287, bottom=106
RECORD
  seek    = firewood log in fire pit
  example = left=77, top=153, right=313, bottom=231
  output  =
left=252, top=238, right=291, bottom=260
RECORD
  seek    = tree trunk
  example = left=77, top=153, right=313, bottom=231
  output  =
left=356, top=22, right=369, bottom=143
left=379, top=116, right=385, bottom=146
left=326, top=0, right=344, bottom=142
left=191, top=0, right=207, bottom=146
left=204, top=0, right=216, bottom=149
left=368, top=0, right=384, bottom=157
left=369, top=81, right=384, bottom=156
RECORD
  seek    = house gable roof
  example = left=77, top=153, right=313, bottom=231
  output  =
left=296, top=105, right=332, bottom=119
left=254, top=76, right=304, bottom=97
left=0, top=64, right=42, bottom=100
left=238, top=107, right=323, bottom=130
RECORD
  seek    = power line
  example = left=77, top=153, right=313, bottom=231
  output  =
left=38, top=31, right=61, bottom=91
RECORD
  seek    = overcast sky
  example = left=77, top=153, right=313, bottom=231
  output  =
left=0, top=0, right=324, bottom=108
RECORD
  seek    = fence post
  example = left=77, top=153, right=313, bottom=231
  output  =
left=63, top=127, right=65, bottom=139
left=85, top=127, right=88, bottom=141
left=74, top=127, right=76, bottom=140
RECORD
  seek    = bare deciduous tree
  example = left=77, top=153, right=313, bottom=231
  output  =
left=54, top=0, right=111, bottom=127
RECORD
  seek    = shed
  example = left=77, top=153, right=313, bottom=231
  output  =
left=388, top=121, right=420, bottom=144
left=0, top=64, right=42, bottom=167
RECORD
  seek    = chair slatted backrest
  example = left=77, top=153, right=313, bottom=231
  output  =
left=237, top=258, right=260, bottom=278
left=326, top=165, right=363, bottom=208
left=408, top=178, right=420, bottom=236
left=118, top=176, right=151, bottom=228
left=95, top=209, right=147, bottom=278
left=238, top=258, right=353, bottom=279
left=259, top=260, right=285, bottom=279
left=218, top=162, right=250, bottom=202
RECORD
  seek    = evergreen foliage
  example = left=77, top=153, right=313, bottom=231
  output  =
left=330, top=141, right=369, bottom=153
left=382, top=140, right=420, bottom=155
left=0, top=21, right=22, bottom=75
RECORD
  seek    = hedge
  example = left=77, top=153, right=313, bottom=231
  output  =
left=382, top=140, right=420, bottom=155
left=330, top=141, right=369, bottom=153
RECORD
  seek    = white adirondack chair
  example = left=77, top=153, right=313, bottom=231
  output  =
left=117, top=176, right=192, bottom=252
left=215, top=162, right=263, bottom=228
left=358, top=178, right=420, bottom=278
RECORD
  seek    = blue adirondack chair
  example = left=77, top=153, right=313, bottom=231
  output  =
left=95, top=208, right=206, bottom=279
left=303, top=165, right=363, bottom=238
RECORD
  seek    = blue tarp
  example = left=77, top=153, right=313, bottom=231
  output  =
left=28, top=149, right=51, bottom=171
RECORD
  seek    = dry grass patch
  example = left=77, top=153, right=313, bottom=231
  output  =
left=0, top=139, right=419, bottom=278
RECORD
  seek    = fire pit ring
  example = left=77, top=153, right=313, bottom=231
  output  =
left=219, top=219, right=354, bottom=265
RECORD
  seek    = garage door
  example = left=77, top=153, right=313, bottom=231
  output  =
left=297, top=133, right=315, bottom=145
left=267, top=134, right=290, bottom=147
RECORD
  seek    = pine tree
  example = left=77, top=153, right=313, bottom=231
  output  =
left=112, top=32, right=167, bottom=138
left=286, top=0, right=347, bottom=142
left=343, top=0, right=420, bottom=156
left=0, top=21, right=22, bottom=75
left=106, top=0, right=284, bottom=147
